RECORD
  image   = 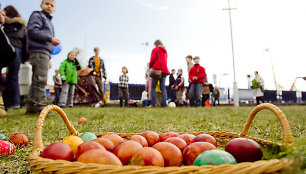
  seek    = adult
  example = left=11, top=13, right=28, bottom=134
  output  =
left=2, top=6, right=28, bottom=109
left=145, top=62, right=152, bottom=105
left=253, top=71, right=264, bottom=105
left=168, top=69, right=176, bottom=102
left=149, top=40, right=170, bottom=107
left=212, top=85, right=220, bottom=106
left=0, top=10, right=8, bottom=117
left=88, top=47, right=107, bottom=106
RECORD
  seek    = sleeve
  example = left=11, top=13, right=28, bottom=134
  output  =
left=102, top=59, right=107, bottom=79
left=59, top=61, right=66, bottom=81
left=189, top=67, right=194, bottom=81
left=21, top=26, right=29, bottom=62
left=197, top=67, right=207, bottom=81
left=88, top=57, right=92, bottom=68
left=149, top=48, right=157, bottom=69
left=27, top=12, right=52, bottom=42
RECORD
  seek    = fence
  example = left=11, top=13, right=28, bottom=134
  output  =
left=108, top=83, right=305, bottom=103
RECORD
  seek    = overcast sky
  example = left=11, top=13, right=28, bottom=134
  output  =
left=2, top=0, right=306, bottom=91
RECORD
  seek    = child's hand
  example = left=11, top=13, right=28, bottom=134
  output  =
left=51, top=37, right=61, bottom=46
left=49, top=62, right=52, bottom=69
left=0, top=10, right=5, bottom=24
left=193, top=76, right=197, bottom=80
left=93, top=72, right=97, bottom=75
left=175, top=86, right=179, bottom=90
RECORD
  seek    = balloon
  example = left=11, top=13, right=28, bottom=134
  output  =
left=52, top=44, right=62, bottom=55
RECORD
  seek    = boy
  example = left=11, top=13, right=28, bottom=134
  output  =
left=53, top=69, right=62, bottom=105
left=118, top=66, right=129, bottom=107
left=26, top=0, right=61, bottom=114
left=172, top=68, right=184, bottom=106
left=188, top=56, right=206, bottom=107
left=88, top=47, right=107, bottom=106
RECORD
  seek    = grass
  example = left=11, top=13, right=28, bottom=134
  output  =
left=0, top=105, right=305, bottom=173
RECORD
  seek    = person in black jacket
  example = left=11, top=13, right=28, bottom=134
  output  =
left=2, top=6, right=28, bottom=109
left=168, top=69, right=176, bottom=102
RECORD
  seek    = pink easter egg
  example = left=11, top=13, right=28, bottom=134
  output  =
left=0, top=140, right=15, bottom=157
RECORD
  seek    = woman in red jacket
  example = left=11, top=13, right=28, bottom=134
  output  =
left=149, top=40, right=170, bottom=107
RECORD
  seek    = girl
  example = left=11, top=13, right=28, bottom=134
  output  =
left=58, top=51, right=81, bottom=107
left=118, top=66, right=129, bottom=107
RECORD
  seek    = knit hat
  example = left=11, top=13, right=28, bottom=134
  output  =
left=178, top=68, right=183, bottom=73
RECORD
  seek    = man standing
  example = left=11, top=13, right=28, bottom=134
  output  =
left=88, top=47, right=107, bottom=106
left=168, top=69, right=176, bottom=102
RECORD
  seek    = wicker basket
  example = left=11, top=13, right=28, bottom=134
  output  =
left=28, top=103, right=295, bottom=174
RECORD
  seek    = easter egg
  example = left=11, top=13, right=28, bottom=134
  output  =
left=80, top=132, right=97, bottom=142
left=0, top=140, right=15, bottom=157
left=9, top=133, right=28, bottom=147
left=225, top=138, right=263, bottom=162
left=78, top=117, right=87, bottom=124
left=41, top=142, right=74, bottom=161
left=194, top=149, right=237, bottom=166
left=62, top=136, right=84, bottom=154
left=0, top=133, right=6, bottom=140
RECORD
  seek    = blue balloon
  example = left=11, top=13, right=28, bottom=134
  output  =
left=52, top=44, right=62, bottom=55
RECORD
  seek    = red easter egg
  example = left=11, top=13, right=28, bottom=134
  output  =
left=0, top=140, right=15, bottom=157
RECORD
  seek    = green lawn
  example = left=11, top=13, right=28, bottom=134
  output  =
left=0, top=105, right=305, bottom=173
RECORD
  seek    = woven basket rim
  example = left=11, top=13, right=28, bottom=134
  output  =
left=28, top=103, right=295, bottom=174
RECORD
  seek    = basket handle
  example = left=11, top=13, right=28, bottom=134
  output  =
left=240, top=103, right=294, bottom=146
left=32, top=105, right=79, bottom=152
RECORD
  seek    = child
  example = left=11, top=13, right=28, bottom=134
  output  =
left=53, top=69, right=62, bottom=105
left=172, top=68, right=184, bottom=106
left=26, top=0, right=61, bottom=114
left=118, top=66, right=129, bottom=107
left=188, top=56, right=207, bottom=107
left=58, top=51, right=81, bottom=107
left=141, top=91, right=149, bottom=107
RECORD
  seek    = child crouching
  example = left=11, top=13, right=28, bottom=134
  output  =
left=58, top=51, right=81, bottom=107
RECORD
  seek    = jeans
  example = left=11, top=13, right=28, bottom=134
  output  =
left=95, top=76, right=106, bottom=105
left=54, top=87, right=62, bottom=105
left=118, top=87, right=129, bottom=107
left=58, top=83, right=75, bottom=107
left=189, top=83, right=203, bottom=107
left=27, top=53, right=50, bottom=112
left=3, top=47, right=22, bottom=108
left=151, top=74, right=168, bottom=107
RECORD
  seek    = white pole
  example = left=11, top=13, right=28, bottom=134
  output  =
left=226, top=0, right=239, bottom=107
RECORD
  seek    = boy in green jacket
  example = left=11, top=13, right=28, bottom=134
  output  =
left=58, top=51, right=81, bottom=107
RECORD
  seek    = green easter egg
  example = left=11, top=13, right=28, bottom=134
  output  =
left=194, top=149, right=237, bottom=166
left=80, top=132, right=97, bottom=142
left=0, top=133, right=6, bottom=140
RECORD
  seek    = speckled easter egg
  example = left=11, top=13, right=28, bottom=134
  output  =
left=0, top=140, right=15, bottom=157
left=80, top=132, right=97, bottom=142
left=0, top=133, right=6, bottom=140
left=63, top=136, right=84, bottom=154
left=194, top=150, right=237, bottom=166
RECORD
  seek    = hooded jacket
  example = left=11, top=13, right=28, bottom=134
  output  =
left=59, top=59, right=82, bottom=85
left=3, top=16, right=28, bottom=62
left=149, top=46, right=170, bottom=75
left=27, top=11, right=54, bottom=57
left=189, top=64, right=207, bottom=84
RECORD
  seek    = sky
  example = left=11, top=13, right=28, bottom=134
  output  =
left=1, top=0, right=306, bottom=91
